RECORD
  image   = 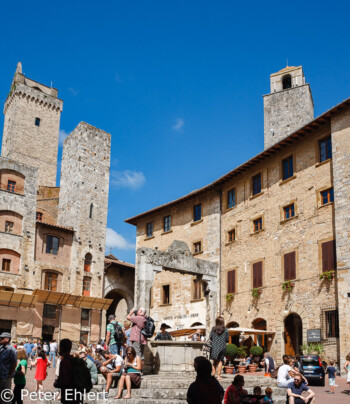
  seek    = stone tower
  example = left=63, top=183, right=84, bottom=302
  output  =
left=57, top=122, right=111, bottom=297
left=263, top=66, right=314, bottom=149
left=1, top=62, right=63, bottom=186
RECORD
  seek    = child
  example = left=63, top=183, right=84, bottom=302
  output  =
left=252, top=386, right=263, bottom=403
left=263, top=387, right=273, bottom=403
left=326, top=360, right=336, bottom=394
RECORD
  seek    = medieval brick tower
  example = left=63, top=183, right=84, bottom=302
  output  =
left=1, top=62, right=63, bottom=186
left=263, top=66, right=314, bottom=149
left=57, top=122, right=111, bottom=298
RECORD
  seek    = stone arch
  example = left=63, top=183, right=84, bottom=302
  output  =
left=275, top=305, right=309, bottom=359
left=227, top=321, right=239, bottom=328
left=105, top=286, right=134, bottom=320
left=191, top=322, right=203, bottom=327
left=252, top=318, right=267, bottom=330
left=282, top=74, right=292, bottom=90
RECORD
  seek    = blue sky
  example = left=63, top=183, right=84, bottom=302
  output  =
left=1, top=1, right=349, bottom=264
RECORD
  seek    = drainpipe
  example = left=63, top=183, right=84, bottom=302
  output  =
left=100, top=264, right=106, bottom=341
left=218, top=189, right=223, bottom=315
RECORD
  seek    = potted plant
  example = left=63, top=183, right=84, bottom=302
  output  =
left=249, top=346, right=263, bottom=372
left=236, top=346, right=247, bottom=374
left=225, top=293, right=234, bottom=304
left=224, top=344, right=237, bottom=374
left=282, top=280, right=295, bottom=291
left=252, top=288, right=262, bottom=298
left=299, top=343, right=325, bottom=358
left=319, top=270, right=335, bottom=281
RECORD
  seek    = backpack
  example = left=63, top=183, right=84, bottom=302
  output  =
left=113, top=322, right=125, bottom=342
left=141, top=316, right=155, bottom=338
left=71, top=357, right=93, bottom=393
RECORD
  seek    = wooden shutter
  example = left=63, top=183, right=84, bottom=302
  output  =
left=322, top=240, right=336, bottom=272
left=253, top=262, right=263, bottom=288
left=193, top=279, right=201, bottom=300
left=227, top=270, right=236, bottom=293
left=284, top=252, right=296, bottom=281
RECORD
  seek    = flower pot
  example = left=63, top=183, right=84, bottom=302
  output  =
left=249, top=364, right=258, bottom=373
left=225, top=366, right=234, bottom=374
left=237, top=365, right=246, bottom=374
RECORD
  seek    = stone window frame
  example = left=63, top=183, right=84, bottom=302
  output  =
left=43, top=233, right=63, bottom=256
left=250, top=214, right=265, bottom=235
left=279, top=152, right=297, bottom=185
left=226, top=228, right=236, bottom=245
left=193, top=240, right=203, bottom=256
left=315, top=134, right=332, bottom=167
left=251, top=258, right=265, bottom=290
left=321, top=306, right=339, bottom=341
left=160, top=283, right=172, bottom=306
left=2, top=258, right=11, bottom=272
left=280, top=199, right=298, bottom=224
left=191, top=276, right=203, bottom=302
left=317, top=237, right=336, bottom=276
left=0, top=210, right=23, bottom=236
left=281, top=248, right=299, bottom=282
left=41, top=269, right=63, bottom=292
left=316, top=185, right=334, bottom=209
left=145, top=221, right=154, bottom=239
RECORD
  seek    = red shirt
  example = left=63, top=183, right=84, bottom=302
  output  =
left=224, top=384, right=243, bottom=404
left=129, top=315, right=147, bottom=344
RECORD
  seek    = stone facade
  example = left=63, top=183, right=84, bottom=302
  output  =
left=127, top=66, right=350, bottom=367
left=2, top=63, right=63, bottom=187
left=264, top=66, right=314, bottom=149
left=0, top=64, right=114, bottom=343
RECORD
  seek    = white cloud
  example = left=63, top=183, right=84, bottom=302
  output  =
left=172, top=118, right=184, bottom=132
left=106, top=228, right=135, bottom=250
left=59, top=129, right=69, bottom=145
left=69, top=87, right=78, bottom=96
left=111, top=170, right=146, bottom=190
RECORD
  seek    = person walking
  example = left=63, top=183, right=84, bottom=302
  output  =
left=12, top=349, right=27, bottom=404
left=209, top=317, right=229, bottom=380
left=49, top=340, right=57, bottom=368
left=263, top=352, right=275, bottom=376
left=127, top=307, right=147, bottom=370
left=0, top=332, right=17, bottom=404
left=326, top=360, right=336, bottom=394
left=106, top=315, right=124, bottom=356
left=23, top=339, right=34, bottom=360
left=344, top=354, right=350, bottom=393
left=31, top=349, right=51, bottom=392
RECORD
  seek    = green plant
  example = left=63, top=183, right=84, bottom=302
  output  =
left=312, top=342, right=325, bottom=357
left=250, top=346, right=263, bottom=356
left=225, top=293, right=234, bottom=303
left=299, top=343, right=325, bottom=357
left=282, top=280, right=295, bottom=291
left=236, top=346, right=247, bottom=358
left=252, top=288, right=261, bottom=298
left=225, top=344, right=238, bottom=365
left=319, top=270, right=334, bottom=281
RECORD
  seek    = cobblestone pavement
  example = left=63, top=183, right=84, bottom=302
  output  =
left=8, top=366, right=350, bottom=403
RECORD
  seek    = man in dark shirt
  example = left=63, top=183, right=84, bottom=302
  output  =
left=287, top=374, right=315, bottom=404
left=54, top=339, right=80, bottom=404
left=0, top=332, right=17, bottom=404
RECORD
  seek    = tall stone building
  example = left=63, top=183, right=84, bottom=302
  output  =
left=126, top=66, right=350, bottom=369
left=0, top=63, right=112, bottom=342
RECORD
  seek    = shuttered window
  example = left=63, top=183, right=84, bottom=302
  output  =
left=45, top=272, right=58, bottom=291
left=192, top=278, right=202, bottom=300
left=322, top=240, right=336, bottom=272
left=284, top=252, right=296, bottom=281
left=227, top=270, right=236, bottom=293
left=252, top=262, right=263, bottom=288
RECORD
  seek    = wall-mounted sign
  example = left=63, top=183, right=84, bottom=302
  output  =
left=307, top=329, right=321, bottom=343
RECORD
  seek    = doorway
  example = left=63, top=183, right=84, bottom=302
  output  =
left=42, top=325, right=54, bottom=342
left=284, top=313, right=302, bottom=356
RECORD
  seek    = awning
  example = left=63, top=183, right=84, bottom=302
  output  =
left=169, top=326, right=206, bottom=338
left=228, top=327, right=275, bottom=335
left=33, top=289, right=112, bottom=310
left=0, top=291, right=37, bottom=308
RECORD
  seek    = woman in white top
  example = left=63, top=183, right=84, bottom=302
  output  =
left=277, top=357, right=295, bottom=388
left=344, top=354, right=350, bottom=391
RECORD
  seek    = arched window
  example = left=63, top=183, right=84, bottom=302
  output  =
left=227, top=321, right=239, bottom=329
left=0, top=249, right=20, bottom=274
left=282, top=74, right=292, bottom=90
left=44, top=272, right=58, bottom=291
left=252, top=318, right=267, bottom=330
left=84, top=253, right=92, bottom=272
left=0, top=211, right=23, bottom=235
left=0, top=169, right=25, bottom=195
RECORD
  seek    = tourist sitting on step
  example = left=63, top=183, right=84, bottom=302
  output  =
left=187, top=356, right=224, bottom=404
left=154, top=323, right=173, bottom=341
left=114, top=346, right=142, bottom=399
left=286, top=374, right=315, bottom=404
left=223, top=375, right=248, bottom=404
left=99, top=352, right=123, bottom=397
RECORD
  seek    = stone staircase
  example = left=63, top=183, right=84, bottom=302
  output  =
left=42, top=373, right=288, bottom=403
left=89, top=373, right=288, bottom=404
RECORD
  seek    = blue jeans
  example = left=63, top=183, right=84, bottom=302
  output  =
left=49, top=352, right=56, bottom=368
left=109, top=343, right=121, bottom=355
